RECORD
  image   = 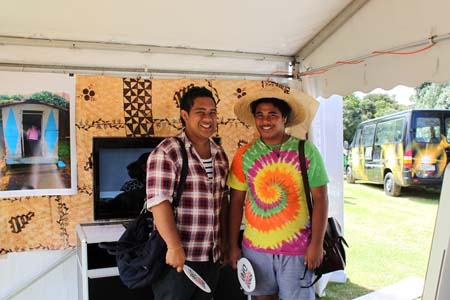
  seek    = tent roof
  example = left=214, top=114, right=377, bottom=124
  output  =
left=1, top=0, right=450, bottom=96
left=1, top=0, right=354, bottom=56
left=0, top=0, right=356, bottom=79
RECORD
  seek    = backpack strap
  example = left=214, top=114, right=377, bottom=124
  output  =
left=173, top=137, right=188, bottom=208
left=298, top=140, right=313, bottom=217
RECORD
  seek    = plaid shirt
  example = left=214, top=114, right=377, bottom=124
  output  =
left=146, top=133, right=229, bottom=262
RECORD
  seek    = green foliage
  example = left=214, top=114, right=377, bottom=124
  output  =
left=343, top=93, right=408, bottom=143
left=58, top=138, right=71, bottom=163
left=343, top=94, right=361, bottom=142
left=0, top=94, right=24, bottom=100
left=411, top=82, right=450, bottom=109
left=0, top=92, right=68, bottom=109
left=0, top=99, right=15, bottom=105
left=30, top=91, right=69, bottom=109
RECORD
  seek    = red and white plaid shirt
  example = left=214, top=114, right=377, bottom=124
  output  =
left=146, top=133, right=229, bottom=262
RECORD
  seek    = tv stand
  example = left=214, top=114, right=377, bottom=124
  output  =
left=76, top=222, right=154, bottom=300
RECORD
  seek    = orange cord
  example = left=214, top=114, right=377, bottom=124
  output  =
left=336, top=59, right=365, bottom=65
left=271, top=35, right=442, bottom=77
left=297, top=69, right=328, bottom=76
left=372, top=42, right=436, bottom=55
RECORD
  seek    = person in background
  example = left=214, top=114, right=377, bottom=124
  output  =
left=26, top=124, right=41, bottom=156
left=146, top=86, right=229, bottom=300
left=120, top=152, right=149, bottom=193
left=227, top=86, right=329, bottom=300
left=429, top=126, right=440, bottom=143
left=104, top=152, right=150, bottom=218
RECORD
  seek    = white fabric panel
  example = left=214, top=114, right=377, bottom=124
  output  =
left=423, top=164, right=450, bottom=300
left=306, top=94, right=346, bottom=298
left=302, top=0, right=450, bottom=97
left=0, top=250, right=78, bottom=300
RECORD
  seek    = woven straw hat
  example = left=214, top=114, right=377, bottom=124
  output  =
left=233, top=85, right=316, bottom=127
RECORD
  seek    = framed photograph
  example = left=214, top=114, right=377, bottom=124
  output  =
left=0, top=71, right=77, bottom=197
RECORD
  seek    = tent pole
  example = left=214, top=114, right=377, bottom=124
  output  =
left=0, top=62, right=293, bottom=80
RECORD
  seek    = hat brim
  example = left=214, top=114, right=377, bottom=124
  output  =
left=233, top=86, right=317, bottom=127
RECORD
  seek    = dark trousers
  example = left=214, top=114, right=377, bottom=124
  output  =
left=152, top=260, right=220, bottom=300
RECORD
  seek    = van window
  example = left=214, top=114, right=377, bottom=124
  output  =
left=353, top=128, right=362, bottom=146
left=415, top=117, right=440, bottom=143
left=362, top=124, right=376, bottom=146
left=375, top=118, right=405, bottom=145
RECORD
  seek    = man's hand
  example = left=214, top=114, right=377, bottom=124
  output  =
left=304, top=241, right=324, bottom=270
left=228, top=246, right=242, bottom=269
left=166, top=247, right=185, bottom=273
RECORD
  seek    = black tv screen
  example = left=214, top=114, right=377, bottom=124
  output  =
left=93, top=136, right=165, bottom=221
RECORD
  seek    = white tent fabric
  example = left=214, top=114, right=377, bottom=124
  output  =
left=0, top=0, right=353, bottom=78
left=300, top=0, right=450, bottom=97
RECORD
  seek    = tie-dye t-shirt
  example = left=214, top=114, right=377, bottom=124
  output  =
left=227, top=137, right=329, bottom=255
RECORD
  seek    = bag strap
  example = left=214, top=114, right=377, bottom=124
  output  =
left=173, top=137, right=188, bottom=208
left=298, top=139, right=323, bottom=288
left=298, top=140, right=313, bottom=217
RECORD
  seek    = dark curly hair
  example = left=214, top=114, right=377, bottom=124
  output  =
left=179, top=86, right=215, bottom=126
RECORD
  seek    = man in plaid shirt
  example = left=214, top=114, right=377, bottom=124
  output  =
left=146, top=86, right=229, bottom=300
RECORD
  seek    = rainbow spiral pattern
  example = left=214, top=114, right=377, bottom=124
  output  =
left=243, top=149, right=310, bottom=252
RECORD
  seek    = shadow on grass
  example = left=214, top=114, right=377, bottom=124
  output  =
left=348, top=181, right=440, bottom=203
left=320, top=279, right=373, bottom=300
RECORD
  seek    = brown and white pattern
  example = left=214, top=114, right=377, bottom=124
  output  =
left=1, top=77, right=287, bottom=254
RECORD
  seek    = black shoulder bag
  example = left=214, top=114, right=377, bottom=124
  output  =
left=99, top=137, right=188, bottom=289
left=298, top=140, right=348, bottom=288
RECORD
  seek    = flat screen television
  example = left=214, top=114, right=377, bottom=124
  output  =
left=93, top=136, right=165, bottom=221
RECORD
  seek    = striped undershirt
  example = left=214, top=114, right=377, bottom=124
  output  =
left=201, top=157, right=214, bottom=181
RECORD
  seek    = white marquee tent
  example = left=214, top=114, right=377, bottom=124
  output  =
left=1, top=0, right=450, bottom=299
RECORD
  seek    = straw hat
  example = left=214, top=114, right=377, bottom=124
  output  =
left=233, top=85, right=316, bottom=127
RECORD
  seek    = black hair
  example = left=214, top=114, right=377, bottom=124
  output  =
left=250, top=98, right=292, bottom=119
left=179, top=86, right=215, bottom=126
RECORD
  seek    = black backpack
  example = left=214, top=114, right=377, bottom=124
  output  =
left=100, top=137, right=188, bottom=289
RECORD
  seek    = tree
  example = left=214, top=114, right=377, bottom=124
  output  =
left=411, top=82, right=450, bottom=109
left=343, top=93, right=407, bottom=143
left=343, top=94, right=361, bottom=142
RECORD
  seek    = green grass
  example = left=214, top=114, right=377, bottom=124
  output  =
left=321, top=182, right=439, bottom=299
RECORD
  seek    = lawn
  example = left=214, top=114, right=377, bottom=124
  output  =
left=321, top=182, right=440, bottom=299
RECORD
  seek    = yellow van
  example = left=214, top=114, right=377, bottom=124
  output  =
left=346, top=109, right=450, bottom=196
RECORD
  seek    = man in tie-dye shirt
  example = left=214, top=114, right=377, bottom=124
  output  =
left=227, top=86, right=329, bottom=300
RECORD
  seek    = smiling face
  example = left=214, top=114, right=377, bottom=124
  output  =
left=253, top=102, right=287, bottom=145
left=181, top=96, right=217, bottom=144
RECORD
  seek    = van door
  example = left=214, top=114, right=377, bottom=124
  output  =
left=361, top=124, right=376, bottom=181
left=348, top=128, right=363, bottom=181
left=374, top=118, right=406, bottom=184
left=445, top=117, right=450, bottom=166
left=412, top=114, right=446, bottom=180
left=373, top=122, right=386, bottom=183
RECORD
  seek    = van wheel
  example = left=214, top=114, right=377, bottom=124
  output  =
left=346, top=166, right=355, bottom=184
left=384, top=172, right=401, bottom=197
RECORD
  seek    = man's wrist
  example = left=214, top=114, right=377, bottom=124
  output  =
left=168, top=245, right=183, bottom=251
